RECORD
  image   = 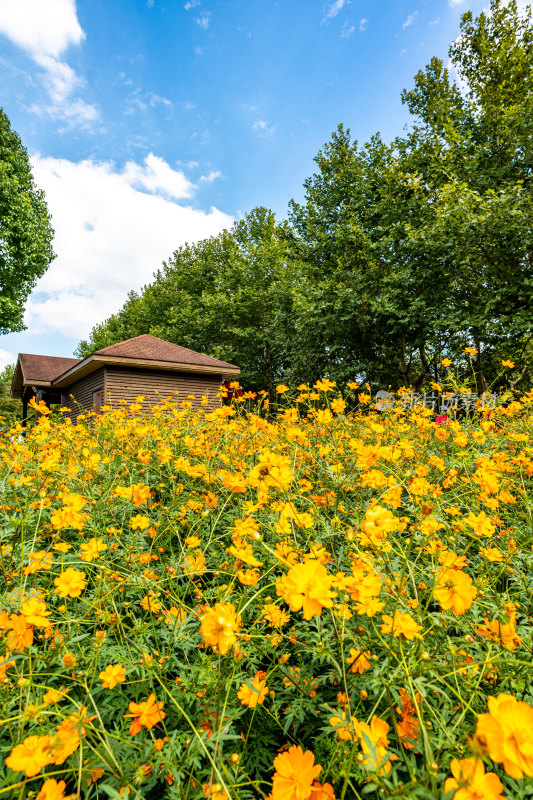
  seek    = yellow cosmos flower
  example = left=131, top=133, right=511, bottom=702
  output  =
left=271, top=745, right=322, bottom=800
left=6, top=734, right=54, bottom=777
left=79, top=537, right=108, bottom=562
left=262, top=603, right=290, bottom=628
left=200, top=602, right=241, bottom=654
left=347, top=648, right=371, bottom=674
left=129, top=514, right=151, bottom=531
left=444, top=757, right=504, bottom=800
left=237, top=670, right=268, bottom=708
left=99, top=663, right=127, bottom=689
left=465, top=511, right=496, bottom=538
left=476, top=694, right=533, bottom=779
left=53, top=568, right=86, bottom=598
left=276, top=560, right=336, bottom=620
left=20, top=597, right=52, bottom=628
left=36, top=778, right=69, bottom=800
left=433, top=569, right=477, bottom=615
left=381, top=610, right=423, bottom=640
left=123, top=693, right=166, bottom=735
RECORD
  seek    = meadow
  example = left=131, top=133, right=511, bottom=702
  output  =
left=0, top=381, right=532, bottom=800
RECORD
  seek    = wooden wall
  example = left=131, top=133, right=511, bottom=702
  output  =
left=104, top=367, right=222, bottom=411
left=61, top=367, right=105, bottom=422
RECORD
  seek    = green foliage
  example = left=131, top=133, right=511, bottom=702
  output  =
left=0, top=108, right=55, bottom=334
left=78, top=208, right=298, bottom=393
left=79, top=0, right=533, bottom=393
left=0, top=363, right=20, bottom=422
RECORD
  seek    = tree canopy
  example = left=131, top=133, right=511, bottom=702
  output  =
left=79, top=0, right=533, bottom=393
left=0, top=108, right=55, bottom=334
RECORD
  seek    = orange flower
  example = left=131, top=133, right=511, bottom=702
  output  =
left=465, top=511, right=496, bottom=538
left=79, top=537, right=108, bottom=562
left=123, top=693, right=166, bottom=735
left=99, top=663, right=127, bottom=689
left=5, top=734, right=54, bottom=776
left=358, top=716, right=398, bottom=775
left=36, top=778, right=69, bottom=800
left=358, top=505, right=399, bottom=550
left=475, top=618, right=521, bottom=650
left=444, top=757, right=505, bottom=800
left=129, top=514, right=151, bottom=530
left=200, top=602, right=241, bottom=654
left=20, top=597, right=52, bottom=628
left=276, top=560, right=336, bottom=620
left=476, top=694, right=533, bottom=779
left=381, top=610, right=423, bottom=640
left=271, top=745, right=322, bottom=800
left=237, top=670, right=268, bottom=708
left=310, top=783, right=336, bottom=800
left=6, top=614, right=34, bottom=651
left=346, top=648, right=371, bottom=675
left=433, top=569, right=477, bottom=615
left=54, top=568, right=86, bottom=598
left=396, top=690, right=420, bottom=751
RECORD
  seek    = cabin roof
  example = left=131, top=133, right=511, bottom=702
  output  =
left=11, top=335, right=239, bottom=399
left=93, top=334, right=238, bottom=370
left=11, top=354, right=82, bottom=398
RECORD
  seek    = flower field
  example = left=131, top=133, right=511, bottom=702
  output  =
left=0, top=385, right=532, bottom=800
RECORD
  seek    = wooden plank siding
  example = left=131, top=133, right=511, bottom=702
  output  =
left=61, top=367, right=106, bottom=422
left=104, top=367, right=222, bottom=411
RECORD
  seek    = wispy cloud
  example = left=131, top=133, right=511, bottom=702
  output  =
left=200, top=169, right=222, bottom=183
left=184, top=0, right=201, bottom=8
left=341, top=23, right=355, bottom=38
left=448, top=0, right=465, bottom=5
left=322, top=0, right=348, bottom=24
left=359, top=18, right=368, bottom=31
left=253, top=119, right=276, bottom=137
left=402, top=11, right=418, bottom=29
left=0, top=0, right=98, bottom=126
left=196, top=13, right=210, bottom=29
left=429, top=18, right=440, bottom=25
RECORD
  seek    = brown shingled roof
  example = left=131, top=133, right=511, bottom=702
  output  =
left=19, top=354, right=81, bottom=384
left=93, top=334, right=238, bottom=370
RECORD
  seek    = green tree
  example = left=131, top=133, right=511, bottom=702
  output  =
left=401, top=0, right=533, bottom=390
left=288, top=0, right=533, bottom=391
left=78, top=208, right=297, bottom=393
left=0, top=108, right=55, bottom=333
left=0, top=363, right=21, bottom=421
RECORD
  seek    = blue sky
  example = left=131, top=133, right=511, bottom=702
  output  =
left=0, top=0, right=489, bottom=369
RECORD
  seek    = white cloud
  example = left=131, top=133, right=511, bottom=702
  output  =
left=184, top=0, right=201, bottom=8
left=0, top=0, right=84, bottom=57
left=429, top=18, right=440, bottom=25
left=322, top=0, right=347, bottom=23
left=253, top=119, right=277, bottom=136
left=0, top=348, right=15, bottom=371
left=0, top=0, right=98, bottom=125
left=359, top=18, right=368, bottom=31
left=200, top=169, right=222, bottom=183
left=122, top=153, right=194, bottom=199
left=341, top=23, right=355, bottom=37
left=196, top=13, right=210, bottom=29
left=402, top=11, right=418, bottom=28
left=448, top=0, right=465, bottom=5
left=25, top=154, right=233, bottom=339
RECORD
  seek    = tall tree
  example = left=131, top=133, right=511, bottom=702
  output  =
left=0, top=109, right=55, bottom=334
left=401, top=0, right=533, bottom=390
left=78, top=208, right=297, bottom=393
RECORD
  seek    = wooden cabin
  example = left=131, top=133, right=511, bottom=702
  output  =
left=11, top=334, right=240, bottom=422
